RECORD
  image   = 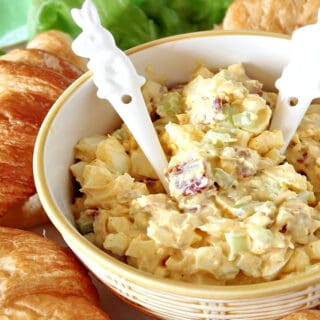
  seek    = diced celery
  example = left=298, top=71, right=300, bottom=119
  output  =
left=76, top=215, right=94, bottom=234
left=203, top=130, right=237, bottom=147
left=235, top=196, right=253, bottom=206
left=214, top=195, right=259, bottom=220
left=225, top=230, right=248, bottom=257
left=232, top=111, right=257, bottom=128
left=84, top=232, right=96, bottom=243
left=219, top=69, right=232, bottom=80
left=213, top=168, right=235, bottom=189
left=112, top=128, right=126, bottom=142
left=220, top=103, right=235, bottom=127
left=156, top=91, right=183, bottom=121
left=231, top=202, right=257, bottom=219
left=248, top=225, right=273, bottom=252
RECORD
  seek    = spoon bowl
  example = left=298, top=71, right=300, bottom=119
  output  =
left=270, top=9, right=320, bottom=152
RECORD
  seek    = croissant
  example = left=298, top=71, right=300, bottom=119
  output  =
left=27, top=30, right=88, bottom=72
left=280, top=310, right=320, bottom=320
left=0, top=226, right=110, bottom=319
left=0, top=30, right=87, bottom=228
left=2, top=47, right=84, bottom=81
left=222, top=0, right=320, bottom=34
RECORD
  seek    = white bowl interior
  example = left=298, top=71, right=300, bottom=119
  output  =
left=40, top=32, right=290, bottom=229
left=129, top=33, right=289, bottom=90
left=36, top=31, right=292, bottom=265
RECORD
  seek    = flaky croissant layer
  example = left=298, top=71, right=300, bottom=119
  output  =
left=0, top=30, right=86, bottom=228
left=0, top=227, right=110, bottom=319
left=222, top=0, right=320, bottom=34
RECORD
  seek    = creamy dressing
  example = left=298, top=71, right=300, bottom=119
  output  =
left=71, top=64, right=320, bottom=285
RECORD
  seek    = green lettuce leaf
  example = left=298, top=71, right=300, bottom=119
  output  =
left=28, top=0, right=232, bottom=50
left=136, top=0, right=232, bottom=36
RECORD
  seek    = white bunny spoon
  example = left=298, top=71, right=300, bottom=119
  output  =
left=71, top=0, right=169, bottom=193
left=270, top=10, right=320, bottom=153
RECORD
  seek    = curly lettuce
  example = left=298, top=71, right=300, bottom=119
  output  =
left=28, top=0, right=232, bottom=50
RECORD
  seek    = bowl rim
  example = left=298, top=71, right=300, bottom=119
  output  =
left=34, top=29, right=320, bottom=300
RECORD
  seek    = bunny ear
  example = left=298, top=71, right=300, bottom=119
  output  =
left=71, top=0, right=101, bottom=30
left=83, top=0, right=101, bottom=26
left=71, top=7, right=84, bottom=29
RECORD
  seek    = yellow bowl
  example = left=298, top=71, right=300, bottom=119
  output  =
left=34, top=30, right=320, bottom=320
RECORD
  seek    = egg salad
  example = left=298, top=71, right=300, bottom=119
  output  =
left=286, top=104, right=320, bottom=200
left=71, top=64, right=320, bottom=285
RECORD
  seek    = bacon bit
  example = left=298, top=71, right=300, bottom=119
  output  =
left=279, top=224, right=287, bottom=233
left=84, top=208, right=99, bottom=217
left=252, top=87, right=263, bottom=96
left=236, top=163, right=255, bottom=178
left=297, top=148, right=308, bottom=164
left=213, top=181, right=220, bottom=191
left=167, top=159, right=209, bottom=196
left=289, top=140, right=297, bottom=147
left=181, top=176, right=208, bottom=196
left=166, top=163, right=186, bottom=176
left=185, top=207, right=199, bottom=213
left=169, top=83, right=186, bottom=91
left=238, top=149, right=251, bottom=159
left=212, top=97, right=223, bottom=112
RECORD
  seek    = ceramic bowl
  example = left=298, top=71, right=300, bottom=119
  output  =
left=34, top=30, right=320, bottom=320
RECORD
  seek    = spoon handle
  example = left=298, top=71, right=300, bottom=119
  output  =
left=71, top=0, right=169, bottom=192
left=270, top=93, right=311, bottom=153
left=108, top=91, right=169, bottom=193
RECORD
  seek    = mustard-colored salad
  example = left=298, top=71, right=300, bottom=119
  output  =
left=71, top=64, right=320, bottom=285
left=286, top=104, right=320, bottom=200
